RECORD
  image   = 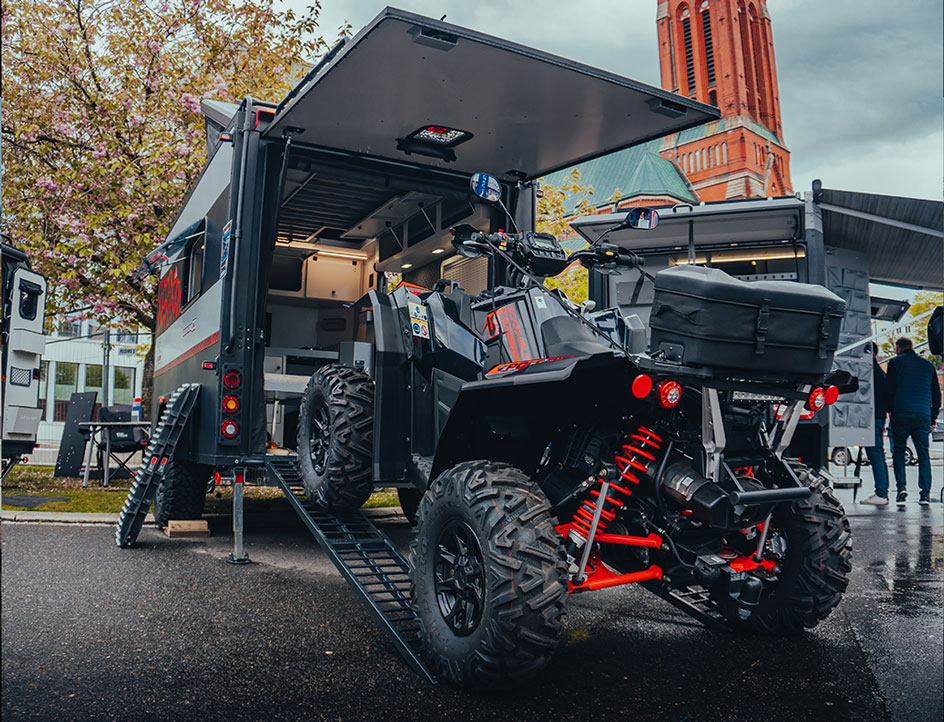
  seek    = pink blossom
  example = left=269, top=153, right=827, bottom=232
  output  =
left=148, top=40, right=160, bottom=53
left=180, top=93, right=200, bottom=113
left=37, top=177, right=60, bottom=192
left=129, top=113, right=145, bottom=126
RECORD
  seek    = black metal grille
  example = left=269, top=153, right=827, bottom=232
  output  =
left=9, top=367, right=32, bottom=387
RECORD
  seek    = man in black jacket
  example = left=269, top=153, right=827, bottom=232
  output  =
left=884, top=337, right=941, bottom=505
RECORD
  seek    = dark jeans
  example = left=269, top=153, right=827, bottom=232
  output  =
left=890, top=413, right=933, bottom=495
left=864, top=418, right=890, bottom=497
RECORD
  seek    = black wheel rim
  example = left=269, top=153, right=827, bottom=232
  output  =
left=434, top=520, right=485, bottom=637
left=308, top=400, right=331, bottom=475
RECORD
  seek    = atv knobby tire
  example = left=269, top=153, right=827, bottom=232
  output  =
left=733, top=461, right=852, bottom=634
left=153, top=458, right=211, bottom=528
left=296, top=364, right=374, bottom=511
left=409, top=461, right=568, bottom=689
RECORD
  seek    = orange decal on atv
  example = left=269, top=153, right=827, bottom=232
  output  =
left=484, top=304, right=533, bottom=362
left=485, top=356, right=574, bottom=377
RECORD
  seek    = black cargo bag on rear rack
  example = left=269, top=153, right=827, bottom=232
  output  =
left=647, top=265, right=846, bottom=377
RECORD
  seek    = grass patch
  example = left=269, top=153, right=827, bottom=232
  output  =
left=2, top=465, right=402, bottom=514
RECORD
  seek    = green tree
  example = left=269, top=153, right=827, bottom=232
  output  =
left=879, top=291, right=943, bottom=365
left=536, top=168, right=594, bottom=304
left=2, top=0, right=335, bottom=407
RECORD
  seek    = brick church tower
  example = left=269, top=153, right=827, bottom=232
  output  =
left=656, top=0, right=792, bottom=200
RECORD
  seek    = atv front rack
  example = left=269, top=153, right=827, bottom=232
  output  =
left=265, top=455, right=437, bottom=684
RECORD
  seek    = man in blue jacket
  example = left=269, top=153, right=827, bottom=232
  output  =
left=884, top=337, right=941, bottom=505
left=861, top=343, right=891, bottom=505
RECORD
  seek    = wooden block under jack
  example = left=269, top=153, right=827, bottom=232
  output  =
left=163, top=520, right=210, bottom=538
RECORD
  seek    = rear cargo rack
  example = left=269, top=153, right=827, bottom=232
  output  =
left=265, top=454, right=437, bottom=683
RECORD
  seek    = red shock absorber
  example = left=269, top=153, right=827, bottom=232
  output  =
left=568, top=426, right=663, bottom=544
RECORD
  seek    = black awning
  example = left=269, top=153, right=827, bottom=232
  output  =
left=818, top=188, right=943, bottom=290
left=265, top=7, right=718, bottom=181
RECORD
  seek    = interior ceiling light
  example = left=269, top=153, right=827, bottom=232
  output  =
left=401, top=263, right=413, bottom=269
left=432, top=248, right=445, bottom=254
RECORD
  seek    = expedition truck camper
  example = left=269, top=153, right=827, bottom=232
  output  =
left=119, top=8, right=855, bottom=690
left=1, top=241, right=48, bottom=480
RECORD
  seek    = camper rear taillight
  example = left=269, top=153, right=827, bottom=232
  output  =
left=221, top=419, right=239, bottom=439
left=223, top=371, right=242, bottom=389
left=222, top=395, right=240, bottom=414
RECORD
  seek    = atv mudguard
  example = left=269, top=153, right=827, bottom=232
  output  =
left=429, top=352, right=639, bottom=483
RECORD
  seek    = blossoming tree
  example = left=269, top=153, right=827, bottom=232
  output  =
left=2, top=0, right=336, bottom=405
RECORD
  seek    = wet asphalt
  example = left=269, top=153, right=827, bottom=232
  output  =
left=2, top=468, right=941, bottom=722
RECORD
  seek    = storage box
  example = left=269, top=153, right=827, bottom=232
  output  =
left=648, top=266, right=846, bottom=377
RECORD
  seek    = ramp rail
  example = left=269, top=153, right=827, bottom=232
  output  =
left=266, top=454, right=437, bottom=683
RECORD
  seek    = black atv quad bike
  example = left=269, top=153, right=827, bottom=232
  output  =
left=300, top=172, right=853, bottom=690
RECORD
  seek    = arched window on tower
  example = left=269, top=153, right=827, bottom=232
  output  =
left=721, top=142, right=727, bottom=164
left=679, top=5, right=696, bottom=97
left=701, top=3, right=716, bottom=89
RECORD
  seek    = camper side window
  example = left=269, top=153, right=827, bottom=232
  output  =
left=187, top=237, right=205, bottom=304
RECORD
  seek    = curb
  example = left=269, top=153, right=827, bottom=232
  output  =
left=1, top=510, right=154, bottom=525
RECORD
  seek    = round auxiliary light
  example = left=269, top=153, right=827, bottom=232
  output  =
left=807, top=387, right=827, bottom=412
left=222, top=395, right=240, bottom=414
left=221, top=419, right=239, bottom=439
left=631, top=374, right=653, bottom=399
left=658, top=380, right=683, bottom=408
left=222, top=370, right=242, bottom=389
left=824, top=385, right=840, bottom=406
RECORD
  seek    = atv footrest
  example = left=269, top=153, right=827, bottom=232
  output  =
left=640, top=581, right=733, bottom=632
left=265, top=454, right=437, bottom=684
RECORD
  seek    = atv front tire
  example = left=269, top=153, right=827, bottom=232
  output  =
left=153, top=458, right=211, bottom=528
left=296, top=364, right=374, bottom=511
left=733, top=461, right=852, bottom=634
left=409, top=461, right=567, bottom=689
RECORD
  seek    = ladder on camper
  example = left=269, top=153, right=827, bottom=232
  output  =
left=115, top=384, right=201, bottom=548
left=266, top=454, right=437, bottom=684
left=641, top=580, right=733, bottom=632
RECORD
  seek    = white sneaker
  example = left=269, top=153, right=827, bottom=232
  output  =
left=860, top=494, right=889, bottom=506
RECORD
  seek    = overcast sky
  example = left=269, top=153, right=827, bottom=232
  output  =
left=302, top=0, right=943, bottom=202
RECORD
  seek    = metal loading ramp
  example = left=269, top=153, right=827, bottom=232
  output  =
left=265, top=455, right=437, bottom=683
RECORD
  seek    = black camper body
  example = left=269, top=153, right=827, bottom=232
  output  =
left=148, top=7, right=719, bottom=480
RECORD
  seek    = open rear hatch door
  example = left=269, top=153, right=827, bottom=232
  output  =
left=266, top=7, right=719, bottom=180
left=570, top=197, right=807, bottom=251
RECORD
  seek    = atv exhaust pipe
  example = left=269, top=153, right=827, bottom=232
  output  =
left=727, top=487, right=811, bottom=505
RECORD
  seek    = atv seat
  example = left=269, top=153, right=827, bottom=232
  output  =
left=541, top=315, right=614, bottom=358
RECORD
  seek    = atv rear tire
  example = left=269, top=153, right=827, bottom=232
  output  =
left=153, top=458, right=211, bottom=528
left=733, top=461, right=852, bottom=634
left=408, top=461, right=567, bottom=689
left=296, top=364, right=374, bottom=512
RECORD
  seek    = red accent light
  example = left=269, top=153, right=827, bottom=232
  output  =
left=824, top=385, right=840, bottom=405
left=235, top=473, right=244, bottom=484
left=658, top=380, right=682, bottom=408
left=214, top=472, right=221, bottom=485
left=631, top=374, right=653, bottom=398
left=221, top=419, right=239, bottom=438
left=807, top=387, right=827, bottom=412
left=222, top=395, right=240, bottom=414
left=201, top=360, right=217, bottom=370
left=222, top=370, right=242, bottom=389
